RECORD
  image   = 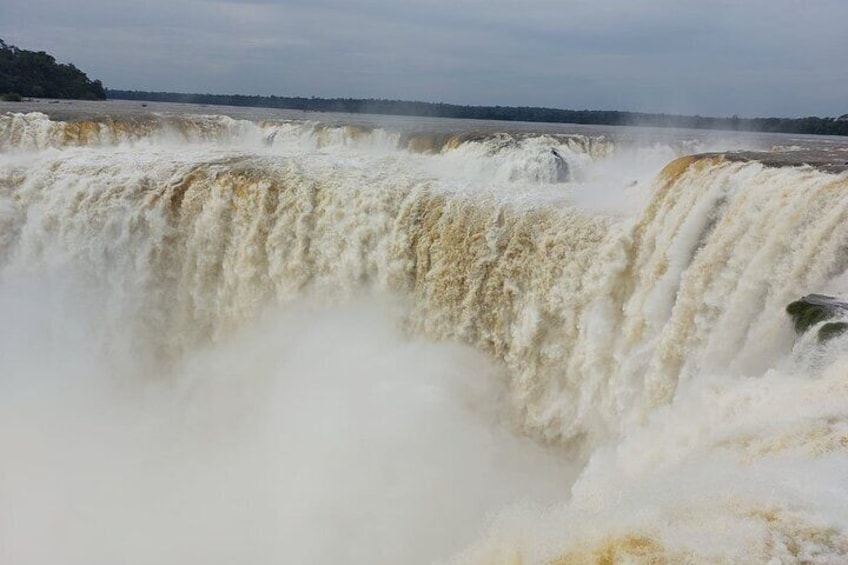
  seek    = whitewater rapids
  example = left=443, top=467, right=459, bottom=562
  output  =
left=2, top=103, right=848, bottom=564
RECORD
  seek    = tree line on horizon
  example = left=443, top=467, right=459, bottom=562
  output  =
left=0, top=35, right=844, bottom=137
left=0, top=39, right=105, bottom=101
left=107, top=89, right=848, bottom=137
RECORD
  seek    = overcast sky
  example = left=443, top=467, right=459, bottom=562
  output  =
left=2, top=0, right=845, bottom=117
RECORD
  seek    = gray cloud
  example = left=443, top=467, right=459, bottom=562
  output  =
left=1, top=0, right=846, bottom=117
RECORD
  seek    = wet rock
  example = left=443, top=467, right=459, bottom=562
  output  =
left=551, top=148, right=570, bottom=182
left=786, top=294, right=848, bottom=342
left=818, top=321, right=848, bottom=342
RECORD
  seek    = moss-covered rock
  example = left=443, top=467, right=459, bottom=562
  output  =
left=818, top=321, right=848, bottom=342
left=786, top=294, right=848, bottom=342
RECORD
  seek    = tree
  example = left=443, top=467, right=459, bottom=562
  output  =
left=0, top=39, right=106, bottom=100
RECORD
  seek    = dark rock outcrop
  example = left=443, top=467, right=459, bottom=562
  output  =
left=551, top=148, right=570, bottom=182
left=786, top=294, right=848, bottom=342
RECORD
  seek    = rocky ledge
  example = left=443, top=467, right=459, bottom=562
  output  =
left=705, top=151, right=848, bottom=174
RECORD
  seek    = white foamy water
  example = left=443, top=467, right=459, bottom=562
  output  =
left=2, top=104, right=848, bottom=564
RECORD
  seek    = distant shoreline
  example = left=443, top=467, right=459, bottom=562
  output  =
left=105, top=89, right=848, bottom=137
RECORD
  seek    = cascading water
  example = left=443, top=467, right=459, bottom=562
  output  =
left=2, top=105, right=848, bottom=564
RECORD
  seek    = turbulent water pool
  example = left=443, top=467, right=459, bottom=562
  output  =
left=2, top=100, right=848, bottom=564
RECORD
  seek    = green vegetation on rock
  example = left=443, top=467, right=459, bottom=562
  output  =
left=0, top=39, right=105, bottom=101
left=786, top=294, right=848, bottom=343
left=817, top=322, right=848, bottom=342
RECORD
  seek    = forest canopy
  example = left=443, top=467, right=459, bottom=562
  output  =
left=0, top=39, right=105, bottom=101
